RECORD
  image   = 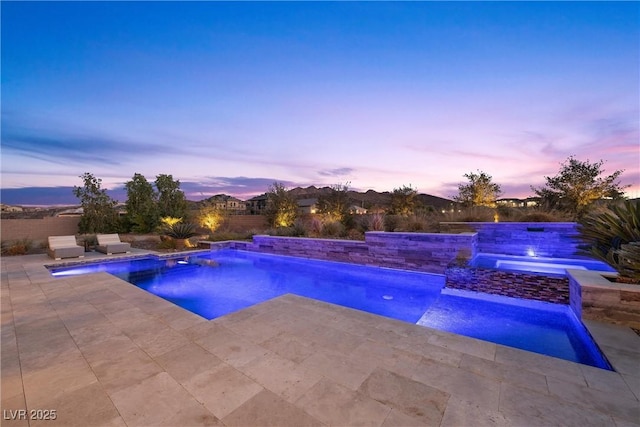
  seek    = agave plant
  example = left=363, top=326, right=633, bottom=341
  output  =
left=578, top=200, right=640, bottom=282
left=163, top=222, right=199, bottom=239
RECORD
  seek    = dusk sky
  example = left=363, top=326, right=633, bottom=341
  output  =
left=2, top=1, right=639, bottom=206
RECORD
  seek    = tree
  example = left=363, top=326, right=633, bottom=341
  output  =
left=265, top=182, right=298, bottom=227
left=72, top=172, right=120, bottom=233
left=454, top=171, right=502, bottom=208
left=317, top=182, right=350, bottom=223
left=390, top=185, right=419, bottom=216
left=155, top=174, right=187, bottom=219
left=532, top=156, right=628, bottom=218
left=198, top=200, right=226, bottom=234
left=124, top=173, right=158, bottom=233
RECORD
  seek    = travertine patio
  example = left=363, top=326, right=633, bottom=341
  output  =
left=2, top=252, right=639, bottom=426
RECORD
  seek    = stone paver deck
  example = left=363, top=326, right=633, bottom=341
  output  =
left=2, top=252, right=639, bottom=426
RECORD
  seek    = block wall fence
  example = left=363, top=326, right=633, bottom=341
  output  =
left=0, top=215, right=269, bottom=242
left=1, top=217, right=81, bottom=242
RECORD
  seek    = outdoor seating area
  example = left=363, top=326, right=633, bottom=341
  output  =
left=96, top=233, right=131, bottom=255
left=46, top=235, right=84, bottom=260
left=1, top=252, right=639, bottom=426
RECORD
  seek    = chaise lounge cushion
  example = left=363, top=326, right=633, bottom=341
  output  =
left=96, top=234, right=131, bottom=255
left=48, top=235, right=85, bottom=260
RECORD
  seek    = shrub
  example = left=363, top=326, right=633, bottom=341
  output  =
left=308, top=216, right=323, bottom=237
left=518, top=212, right=559, bottom=222
left=321, top=221, right=345, bottom=237
left=578, top=200, right=640, bottom=282
left=384, top=215, right=400, bottom=231
left=1, top=239, right=32, bottom=256
left=368, top=213, right=385, bottom=231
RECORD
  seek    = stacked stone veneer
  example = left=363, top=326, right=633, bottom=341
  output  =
left=569, top=270, right=640, bottom=329
left=200, top=232, right=477, bottom=274
left=440, top=222, right=582, bottom=258
left=445, top=266, right=570, bottom=304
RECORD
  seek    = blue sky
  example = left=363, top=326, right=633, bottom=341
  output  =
left=2, top=1, right=638, bottom=205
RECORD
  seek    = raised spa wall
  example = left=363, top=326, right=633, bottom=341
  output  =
left=439, top=222, right=582, bottom=258
left=200, top=232, right=477, bottom=275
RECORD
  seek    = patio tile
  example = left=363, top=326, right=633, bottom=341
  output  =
left=546, top=376, right=640, bottom=423
left=0, top=395, right=29, bottom=427
left=300, top=350, right=375, bottom=391
left=239, top=351, right=323, bottom=402
left=134, top=325, right=192, bottom=358
left=359, top=367, right=449, bottom=425
left=494, top=345, right=587, bottom=386
left=622, top=374, right=640, bottom=401
left=85, top=344, right=163, bottom=393
left=600, top=345, right=640, bottom=377
left=411, top=356, right=501, bottom=409
left=22, top=352, right=98, bottom=406
left=29, top=382, right=124, bottom=427
left=154, top=304, right=207, bottom=330
left=155, top=342, right=224, bottom=383
left=580, top=363, right=637, bottom=397
left=459, top=353, right=549, bottom=394
left=393, top=337, right=464, bottom=367
left=110, top=372, right=222, bottom=426
left=218, top=311, right=288, bottom=343
left=203, top=334, right=270, bottom=368
left=499, top=382, right=616, bottom=427
left=381, top=408, right=429, bottom=427
left=440, top=395, right=511, bottom=427
left=295, top=377, right=391, bottom=427
left=350, top=339, right=422, bottom=379
left=223, top=389, right=322, bottom=427
left=259, top=331, right=316, bottom=364
left=182, top=363, right=264, bottom=419
left=427, top=332, right=497, bottom=361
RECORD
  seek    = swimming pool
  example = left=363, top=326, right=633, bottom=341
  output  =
left=471, top=253, right=616, bottom=275
left=49, top=249, right=611, bottom=369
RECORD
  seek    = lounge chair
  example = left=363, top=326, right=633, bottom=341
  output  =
left=48, top=235, right=85, bottom=260
left=96, top=234, right=131, bottom=255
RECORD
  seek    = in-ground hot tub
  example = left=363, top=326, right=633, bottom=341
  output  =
left=470, top=253, right=616, bottom=276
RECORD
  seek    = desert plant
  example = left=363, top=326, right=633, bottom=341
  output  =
left=578, top=200, right=640, bottom=282
left=613, top=242, right=640, bottom=283
left=368, top=213, right=385, bottom=231
left=518, top=212, right=560, bottom=222
left=163, top=222, right=199, bottom=239
left=308, top=216, right=323, bottom=237
left=321, top=220, right=345, bottom=237
left=384, top=215, right=401, bottom=231
left=1, top=239, right=32, bottom=256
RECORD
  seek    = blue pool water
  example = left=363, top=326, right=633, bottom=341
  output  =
left=49, top=250, right=611, bottom=370
left=471, top=253, right=616, bottom=275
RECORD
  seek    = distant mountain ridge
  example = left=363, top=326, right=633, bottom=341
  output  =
left=279, top=186, right=454, bottom=210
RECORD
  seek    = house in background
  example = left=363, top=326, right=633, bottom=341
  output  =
left=207, top=195, right=247, bottom=214
left=496, top=198, right=540, bottom=208
left=0, top=204, right=23, bottom=213
left=297, top=198, right=318, bottom=214
left=349, top=205, right=368, bottom=215
left=247, top=194, right=268, bottom=215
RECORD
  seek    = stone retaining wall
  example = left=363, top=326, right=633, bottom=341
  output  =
left=568, top=270, right=640, bottom=329
left=445, top=266, right=569, bottom=304
left=199, top=231, right=477, bottom=274
left=440, top=222, right=581, bottom=258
